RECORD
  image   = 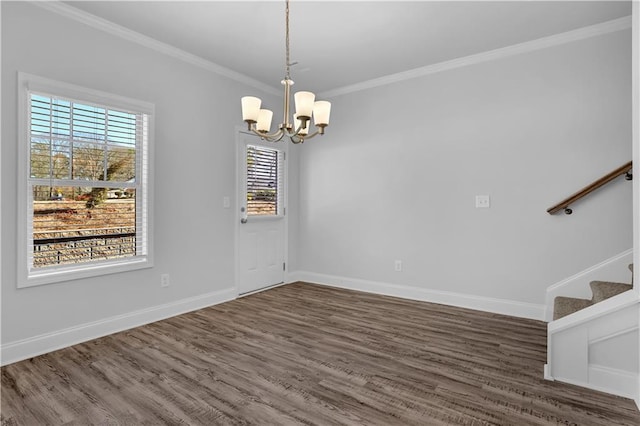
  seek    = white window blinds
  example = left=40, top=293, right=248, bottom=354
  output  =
left=29, top=94, right=141, bottom=185
left=246, top=145, right=284, bottom=216
left=25, top=87, right=150, bottom=276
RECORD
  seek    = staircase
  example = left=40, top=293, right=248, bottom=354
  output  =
left=545, top=259, right=639, bottom=400
left=553, top=264, right=633, bottom=320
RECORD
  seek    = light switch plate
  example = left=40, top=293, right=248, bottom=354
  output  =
left=223, top=196, right=230, bottom=209
left=475, top=195, right=490, bottom=208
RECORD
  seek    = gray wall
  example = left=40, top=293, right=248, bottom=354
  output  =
left=296, top=29, right=633, bottom=305
left=0, top=2, right=278, bottom=344
left=0, top=2, right=633, bottom=351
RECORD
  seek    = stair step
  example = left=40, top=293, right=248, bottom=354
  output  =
left=553, top=296, right=592, bottom=320
left=589, top=281, right=633, bottom=303
left=553, top=281, right=633, bottom=321
left=551, top=263, right=634, bottom=321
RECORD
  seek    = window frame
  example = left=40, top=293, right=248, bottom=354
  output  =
left=17, top=73, right=154, bottom=288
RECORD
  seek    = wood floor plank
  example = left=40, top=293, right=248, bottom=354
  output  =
left=2, top=282, right=639, bottom=425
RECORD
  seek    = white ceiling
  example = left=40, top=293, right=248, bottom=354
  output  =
left=64, top=1, right=631, bottom=94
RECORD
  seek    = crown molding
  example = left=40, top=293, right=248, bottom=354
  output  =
left=319, top=15, right=632, bottom=99
left=30, top=2, right=631, bottom=100
left=31, top=1, right=281, bottom=97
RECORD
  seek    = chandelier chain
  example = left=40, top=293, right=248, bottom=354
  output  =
left=285, top=0, right=290, bottom=79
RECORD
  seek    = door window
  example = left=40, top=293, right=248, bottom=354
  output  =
left=246, top=145, right=284, bottom=216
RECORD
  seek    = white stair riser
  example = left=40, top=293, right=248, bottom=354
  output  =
left=547, top=301, right=639, bottom=399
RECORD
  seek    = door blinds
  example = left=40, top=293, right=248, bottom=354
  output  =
left=246, top=145, right=284, bottom=216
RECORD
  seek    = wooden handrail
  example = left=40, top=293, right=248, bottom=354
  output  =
left=547, top=161, right=632, bottom=215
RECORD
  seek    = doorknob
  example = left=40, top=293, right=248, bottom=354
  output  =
left=241, top=218, right=248, bottom=224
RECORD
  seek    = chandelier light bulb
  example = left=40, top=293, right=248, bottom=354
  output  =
left=294, top=91, right=315, bottom=119
left=313, top=101, right=331, bottom=127
left=256, top=109, right=274, bottom=133
left=241, top=96, right=261, bottom=122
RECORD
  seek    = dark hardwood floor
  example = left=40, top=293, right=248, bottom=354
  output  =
left=2, top=282, right=639, bottom=425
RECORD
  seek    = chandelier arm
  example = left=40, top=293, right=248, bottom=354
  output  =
left=262, top=132, right=286, bottom=143
left=282, top=121, right=309, bottom=138
left=269, top=132, right=286, bottom=143
left=290, top=135, right=304, bottom=144
left=248, top=126, right=285, bottom=141
left=297, top=130, right=321, bottom=140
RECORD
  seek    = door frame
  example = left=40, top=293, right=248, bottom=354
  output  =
left=234, top=128, right=289, bottom=297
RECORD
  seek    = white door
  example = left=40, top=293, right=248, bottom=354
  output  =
left=237, top=133, right=286, bottom=295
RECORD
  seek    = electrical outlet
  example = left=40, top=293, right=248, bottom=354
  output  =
left=160, top=273, right=170, bottom=287
left=394, top=260, right=402, bottom=272
left=475, top=195, right=490, bottom=208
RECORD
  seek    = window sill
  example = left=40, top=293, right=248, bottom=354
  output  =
left=19, top=256, right=153, bottom=288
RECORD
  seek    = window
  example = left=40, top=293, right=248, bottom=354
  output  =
left=18, top=73, right=153, bottom=287
left=246, top=145, right=284, bottom=216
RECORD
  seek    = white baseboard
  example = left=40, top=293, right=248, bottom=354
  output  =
left=293, top=271, right=545, bottom=321
left=544, top=364, right=555, bottom=381
left=0, top=287, right=237, bottom=367
left=237, top=282, right=287, bottom=298
left=553, top=366, right=638, bottom=400
left=587, top=365, right=638, bottom=399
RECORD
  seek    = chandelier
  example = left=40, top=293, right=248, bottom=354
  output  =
left=240, top=0, right=331, bottom=144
